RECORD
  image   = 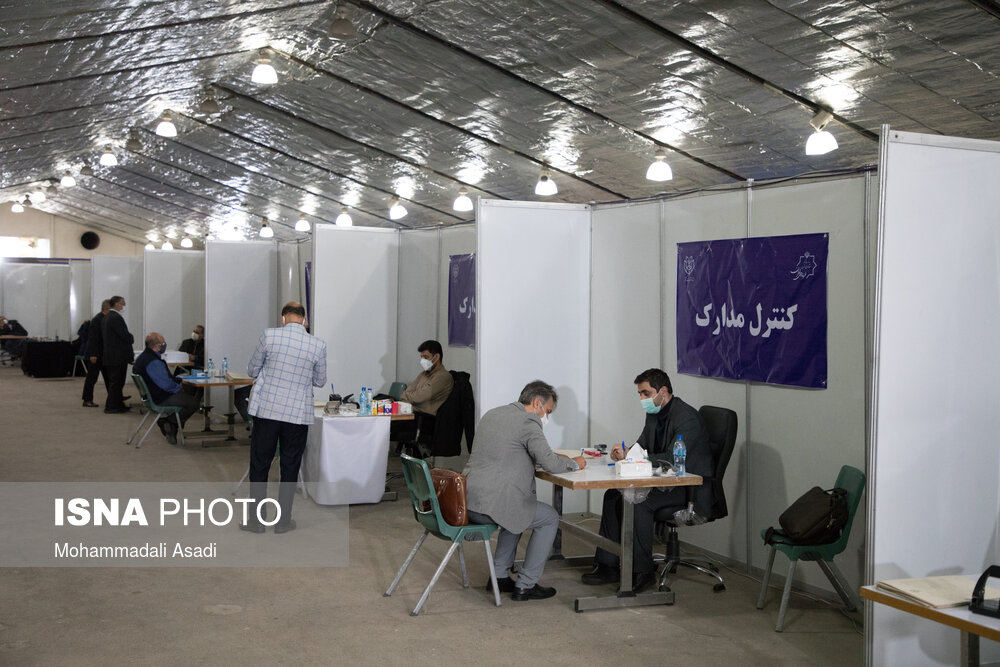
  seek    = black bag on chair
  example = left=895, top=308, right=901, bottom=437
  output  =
left=767, top=487, right=848, bottom=546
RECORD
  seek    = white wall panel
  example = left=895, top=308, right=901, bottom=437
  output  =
left=396, top=229, right=440, bottom=383
left=143, top=250, right=205, bottom=350
left=91, top=255, right=143, bottom=339
left=478, top=201, right=591, bottom=512
left=277, top=242, right=301, bottom=307
left=870, top=131, right=1000, bottom=666
left=69, top=259, right=91, bottom=334
left=312, top=225, right=398, bottom=402
left=205, top=241, right=277, bottom=378
left=0, top=263, right=70, bottom=339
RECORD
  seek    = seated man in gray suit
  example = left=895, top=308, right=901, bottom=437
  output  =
left=464, top=380, right=587, bottom=601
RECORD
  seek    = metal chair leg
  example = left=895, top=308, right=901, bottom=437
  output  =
left=775, top=559, right=797, bottom=632
left=232, top=468, right=250, bottom=496
left=458, top=542, right=469, bottom=588
left=483, top=539, right=501, bottom=607
left=134, top=416, right=160, bottom=449
left=175, top=412, right=185, bottom=447
left=410, top=541, right=461, bottom=616
left=817, top=559, right=859, bottom=611
left=756, top=545, right=777, bottom=609
left=384, top=530, right=429, bottom=597
left=127, top=412, right=152, bottom=445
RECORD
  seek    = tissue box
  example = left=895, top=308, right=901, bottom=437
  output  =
left=615, top=459, right=653, bottom=478
left=398, top=402, right=413, bottom=415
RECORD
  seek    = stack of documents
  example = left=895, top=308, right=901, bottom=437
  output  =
left=875, top=575, right=998, bottom=608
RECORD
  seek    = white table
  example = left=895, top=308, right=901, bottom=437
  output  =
left=301, top=410, right=395, bottom=505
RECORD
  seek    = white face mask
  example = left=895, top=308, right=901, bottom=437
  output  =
left=190, top=332, right=200, bottom=341
left=419, top=357, right=433, bottom=371
left=540, top=413, right=549, bottom=426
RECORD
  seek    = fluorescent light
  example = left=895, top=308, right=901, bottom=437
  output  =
left=251, top=56, right=278, bottom=85
left=453, top=188, right=473, bottom=212
left=805, top=110, right=838, bottom=155
left=28, top=190, right=46, bottom=204
left=534, top=168, right=558, bottom=196
left=60, top=172, right=77, bottom=188
left=145, top=243, right=155, bottom=250
left=155, top=114, right=177, bottom=138
left=294, top=216, right=311, bottom=232
left=646, top=148, right=673, bottom=181
left=329, top=5, right=358, bottom=40
left=259, top=219, right=274, bottom=238
left=161, top=241, right=174, bottom=251
left=389, top=196, right=408, bottom=220
left=11, top=200, right=24, bottom=213
left=180, top=237, right=193, bottom=248
left=335, top=207, right=353, bottom=227
left=99, top=146, right=118, bottom=167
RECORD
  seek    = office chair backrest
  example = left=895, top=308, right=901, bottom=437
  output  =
left=698, top=405, right=738, bottom=520
left=388, top=381, right=407, bottom=401
left=132, top=374, right=151, bottom=404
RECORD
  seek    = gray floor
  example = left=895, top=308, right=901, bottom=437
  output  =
left=0, top=364, right=863, bottom=665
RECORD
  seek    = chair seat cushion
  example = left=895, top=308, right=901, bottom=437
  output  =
left=653, top=503, right=688, bottom=523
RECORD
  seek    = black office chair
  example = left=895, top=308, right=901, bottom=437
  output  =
left=653, top=405, right=737, bottom=593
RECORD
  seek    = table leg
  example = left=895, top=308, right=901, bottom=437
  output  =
left=551, top=483, right=563, bottom=559
left=201, top=386, right=213, bottom=432
left=225, top=385, right=237, bottom=441
left=619, top=498, right=634, bottom=597
left=961, top=630, right=980, bottom=667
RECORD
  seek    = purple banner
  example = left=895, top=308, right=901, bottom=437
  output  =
left=448, top=253, right=476, bottom=348
left=676, top=233, right=828, bottom=388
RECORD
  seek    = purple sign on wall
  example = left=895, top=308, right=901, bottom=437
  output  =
left=448, top=253, right=476, bottom=348
left=676, top=233, right=828, bottom=388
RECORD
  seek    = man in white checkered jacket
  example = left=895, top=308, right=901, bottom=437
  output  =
left=241, top=302, right=327, bottom=535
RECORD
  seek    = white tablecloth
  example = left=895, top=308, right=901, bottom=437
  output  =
left=301, top=412, right=392, bottom=505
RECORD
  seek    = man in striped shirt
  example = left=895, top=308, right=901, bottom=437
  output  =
left=241, top=302, right=327, bottom=535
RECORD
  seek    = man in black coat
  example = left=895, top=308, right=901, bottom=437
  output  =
left=81, top=300, right=111, bottom=407
left=101, top=295, right=134, bottom=413
left=581, top=368, right=713, bottom=592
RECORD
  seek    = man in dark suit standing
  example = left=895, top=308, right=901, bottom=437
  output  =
left=101, top=295, right=134, bottom=413
left=81, top=300, right=110, bottom=407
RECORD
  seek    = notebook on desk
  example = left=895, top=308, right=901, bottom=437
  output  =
left=875, top=575, right=1000, bottom=608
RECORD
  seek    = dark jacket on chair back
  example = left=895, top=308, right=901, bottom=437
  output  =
left=431, top=370, right=476, bottom=457
left=133, top=348, right=171, bottom=405
left=101, top=310, right=134, bottom=366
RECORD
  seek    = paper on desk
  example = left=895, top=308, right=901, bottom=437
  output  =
left=626, top=444, right=647, bottom=460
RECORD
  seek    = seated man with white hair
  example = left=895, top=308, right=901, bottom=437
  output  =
left=133, top=332, right=201, bottom=445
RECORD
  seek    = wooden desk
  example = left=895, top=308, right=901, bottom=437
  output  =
left=180, top=376, right=254, bottom=441
left=536, top=465, right=702, bottom=612
left=861, top=585, right=1000, bottom=666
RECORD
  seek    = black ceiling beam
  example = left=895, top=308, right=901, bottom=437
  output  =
left=349, top=0, right=746, bottom=182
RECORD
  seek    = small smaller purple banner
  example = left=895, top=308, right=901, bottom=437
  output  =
left=676, top=233, right=828, bottom=388
left=448, top=253, right=476, bottom=348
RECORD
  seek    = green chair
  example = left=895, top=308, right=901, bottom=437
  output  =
left=755, top=465, right=866, bottom=631
left=388, top=381, right=407, bottom=400
left=126, top=374, right=186, bottom=449
left=72, top=354, right=88, bottom=376
left=384, top=454, right=501, bottom=616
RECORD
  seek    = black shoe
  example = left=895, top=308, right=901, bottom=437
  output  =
left=164, top=432, right=177, bottom=445
left=274, top=519, right=296, bottom=534
left=122, top=395, right=132, bottom=401
left=82, top=400, right=98, bottom=407
left=581, top=564, right=620, bottom=585
left=485, top=576, right=516, bottom=594
left=239, top=522, right=264, bottom=534
left=632, top=570, right=655, bottom=593
left=511, top=584, right=556, bottom=601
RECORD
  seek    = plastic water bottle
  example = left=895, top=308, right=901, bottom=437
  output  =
left=359, top=386, right=368, bottom=414
left=206, top=358, right=215, bottom=378
left=221, top=357, right=228, bottom=379
left=673, top=435, right=686, bottom=476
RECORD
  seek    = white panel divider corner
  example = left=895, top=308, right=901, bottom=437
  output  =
left=143, top=249, right=205, bottom=351
left=91, top=255, right=143, bottom=340
left=396, top=229, right=440, bottom=383
left=477, top=200, right=591, bottom=513
left=69, top=259, right=91, bottom=336
left=311, top=225, right=399, bottom=403
left=869, top=129, right=1000, bottom=667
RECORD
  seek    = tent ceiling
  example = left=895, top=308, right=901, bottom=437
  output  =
left=1, top=0, right=998, bottom=245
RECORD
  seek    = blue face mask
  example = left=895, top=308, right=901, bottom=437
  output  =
left=640, top=396, right=661, bottom=414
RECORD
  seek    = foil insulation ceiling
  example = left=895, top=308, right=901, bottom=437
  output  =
left=1, top=0, right=998, bottom=245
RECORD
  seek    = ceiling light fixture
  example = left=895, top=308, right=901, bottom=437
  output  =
left=145, top=242, right=155, bottom=250
left=259, top=218, right=274, bottom=238
left=180, top=237, right=193, bottom=248
left=99, top=145, right=118, bottom=167
left=453, top=188, right=473, bottom=212
left=294, top=215, right=311, bottom=232
left=29, top=190, right=46, bottom=204
left=646, top=148, right=674, bottom=182
left=161, top=241, right=174, bottom=251
left=11, top=199, right=24, bottom=213
left=60, top=172, right=77, bottom=188
left=329, top=4, right=358, bottom=40
left=388, top=196, right=408, bottom=220
left=335, top=207, right=353, bottom=227
left=251, top=51, right=278, bottom=85
left=805, top=110, right=838, bottom=156
left=155, top=113, right=178, bottom=138
left=534, top=168, right=558, bottom=196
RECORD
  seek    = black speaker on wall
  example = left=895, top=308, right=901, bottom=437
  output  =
left=80, top=231, right=100, bottom=250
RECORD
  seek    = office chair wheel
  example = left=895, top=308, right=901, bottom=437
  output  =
left=713, top=583, right=726, bottom=593
left=658, top=582, right=672, bottom=593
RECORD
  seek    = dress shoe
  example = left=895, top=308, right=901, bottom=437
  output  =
left=239, top=522, right=265, bottom=534
left=581, top=564, right=620, bottom=585
left=274, top=519, right=297, bottom=534
left=122, top=395, right=132, bottom=401
left=484, top=576, right=516, bottom=594
left=104, top=407, right=130, bottom=414
left=511, top=584, right=556, bottom=601
left=82, top=400, right=98, bottom=408
left=632, top=570, right=655, bottom=593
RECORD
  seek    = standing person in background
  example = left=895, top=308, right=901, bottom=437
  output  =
left=241, top=302, right=326, bottom=535
left=81, top=300, right=110, bottom=408
left=101, top=296, right=133, bottom=414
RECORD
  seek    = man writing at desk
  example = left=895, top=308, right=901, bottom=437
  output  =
left=582, top=368, right=713, bottom=592
left=464, top=381, right=586, bottom=601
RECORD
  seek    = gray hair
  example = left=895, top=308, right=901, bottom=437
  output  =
left=518, top=380, right=558, bottom=407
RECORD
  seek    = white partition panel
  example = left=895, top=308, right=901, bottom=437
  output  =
left=870, top=131, right=1000, bottom=666
left=69, top=259, right=91, bottom=333
left=205, top=241, right=277, bottom=377
left=312, top=225, right=398, bottom=401
left=397, top=229, right=440, bottom=383
left=0, top=263, right=70, bottom=339
left=91, top=255, right=143, bottom=339
left=143, top=250, right=205, bottom=348
left=277, top=242, right=301, bottom=307
left=478, top=200, right=591, bottom=511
